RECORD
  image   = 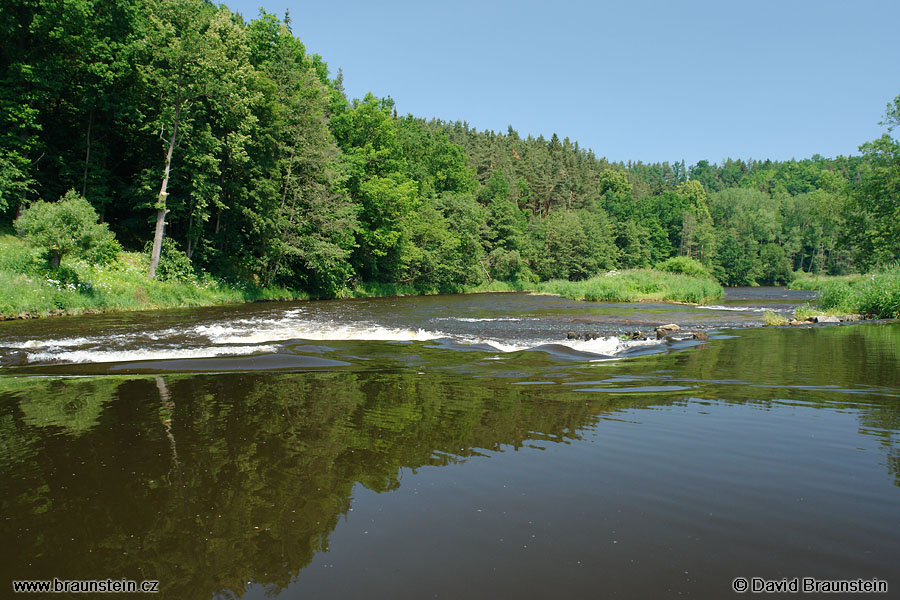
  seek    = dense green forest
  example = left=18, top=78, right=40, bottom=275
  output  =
left=2, top=0, right=898, bottom=296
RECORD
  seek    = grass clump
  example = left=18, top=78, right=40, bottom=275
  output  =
left=792, top=263, right=900, bottom=319
left=763, top=310, right=789, bottom=326
left=534, top=269, right=723, bottom=304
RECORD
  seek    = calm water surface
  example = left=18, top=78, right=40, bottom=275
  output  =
left=1, top=289, right=898, bottom=598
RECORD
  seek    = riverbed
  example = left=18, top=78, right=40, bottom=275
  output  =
left=1, top=288, right=898, bottom=598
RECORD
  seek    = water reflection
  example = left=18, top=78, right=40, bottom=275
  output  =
left=0, top=323, right=898, bottom=598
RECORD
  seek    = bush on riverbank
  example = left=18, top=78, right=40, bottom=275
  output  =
left=0, top=232, right=304, bottom=319
left=656, top=256, right=714, bottom=280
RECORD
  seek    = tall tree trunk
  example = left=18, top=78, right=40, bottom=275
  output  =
left=186, top=213, right=193, bottom=259
left=149, top=99, right=181, bottom=279
left=82, top=109, right=93, bottom=198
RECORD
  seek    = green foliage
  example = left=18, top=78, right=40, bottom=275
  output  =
left=763, top=311, right=789, bottom=326
left=808, top=264, right=900, bottom=319
left=397, top=201, right=466, bottom=291
left=143, top=237, right=194, bottom=282
left=536, top=208, right=616, bottom=281
left=0, top=242, right=306, bottom=319
left=789, top=273, right=858, bottom=291
left=656, top=256, right=713, bottom=280
left=14, top=190, right=120, bottom=268
left=614, top=220, right=652, bottom=268
left=714, top=231, right=759, bottom=287
left=758, top=243, right=793, bottom=285
left=487, top=248, right=533, bottom=282
left=537, top=269, right=722, bottom=304
left=0, top=151, right=32, bottom=214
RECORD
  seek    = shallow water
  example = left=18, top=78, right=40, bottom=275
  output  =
left=1, top=289, right=898, bottom=598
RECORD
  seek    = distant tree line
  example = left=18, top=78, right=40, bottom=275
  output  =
left=1, top=0, right=897, bottom=292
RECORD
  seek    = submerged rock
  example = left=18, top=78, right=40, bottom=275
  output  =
left=692, top=332, right=709, bottom=341
left=566, top=331, right=604, bottom=341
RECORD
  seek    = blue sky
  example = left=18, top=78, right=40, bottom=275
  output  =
left=224, top=0, right=899, bottom=165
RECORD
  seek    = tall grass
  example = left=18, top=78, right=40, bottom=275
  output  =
left=812, top=264, right=900, bottom=319
left=789, top=273, right=859, bottom=291
left=0, top=233, right=306, bottom=319
left=790, top=264, right=900, bottom=319
left=534, top=269, right=722, bottom=304
left=343, top=270, right=721, bottom=304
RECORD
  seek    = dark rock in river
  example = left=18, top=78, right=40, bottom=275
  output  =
left=566, top=331, right=606, bottom=341
left=692, top=332, right=709, bottom=341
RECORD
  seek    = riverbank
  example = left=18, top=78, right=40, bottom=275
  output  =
left=345, top=270, right=723, bottom=304
left=788, top=264, right=900, bottom=319
left=0, top=232, right=305, bottom=320
left=1, top=232, right=723, bottom=320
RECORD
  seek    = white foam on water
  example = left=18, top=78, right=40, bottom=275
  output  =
left=477, top=339, right=532, bottom=353
left=696, top=305, right=770, bottom=313
left=191, top=318, right=440, bottom=345
left=5, top=337, right=95, bottom=349
left=442, top=317, right=524, bottom=323
left=567, top=336, right=628, bottom=355
left=5, top=327, right=188, bottom=350
left=454, top=334, right=664, bottom=356
left=26, top=345, right=277, bottom=364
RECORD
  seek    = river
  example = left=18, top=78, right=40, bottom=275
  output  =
left=1, top=288, right=898, bottom=598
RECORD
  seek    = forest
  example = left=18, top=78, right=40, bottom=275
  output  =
left=2, top=0, right=899, bottom=297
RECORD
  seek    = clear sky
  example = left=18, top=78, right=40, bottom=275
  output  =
left=223, top=0, right=899, bottom=165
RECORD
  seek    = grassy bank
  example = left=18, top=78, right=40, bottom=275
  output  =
left=343, top=270, right=722, bottom=304
left=533, top=269, right=723, bottom=304
left=343, top=279, right=533, bottom=298
left=789, top=273, right=859, bottom=291
left=0, top=232, right=305, bottom=319
left=1, top=230, right=724, bottom=320
left=790, top=264, right=900, bottom=319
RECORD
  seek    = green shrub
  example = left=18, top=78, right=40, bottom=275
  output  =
left=488, top=248, right=534, bottom=282
left=14, top=190, right=120, bottom=268
left=143, top=237, right=195, bottom=282
left=656, top=256, right=713, bottom=280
